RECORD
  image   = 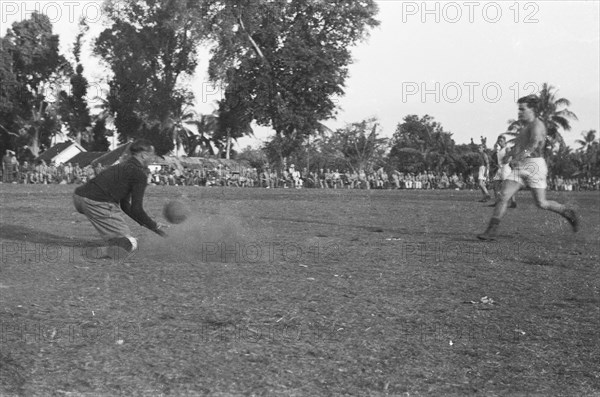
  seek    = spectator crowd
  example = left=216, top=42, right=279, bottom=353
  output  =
left=2, top=150, right=598, bottom=192
left=1, top=152, right=102, bottom=185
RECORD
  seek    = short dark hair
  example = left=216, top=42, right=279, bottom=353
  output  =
left=517, top=94, right=540, bottom=113
left=129, top=139, right=154, bottom=155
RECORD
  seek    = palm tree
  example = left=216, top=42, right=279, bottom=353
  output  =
left=536, top=83, right=578, bottom=150
left=506, top=83, right=578, bottom=154
left=162, top=105, right=198, bottom=156
left=190, top=113, right=219, bottom=157
left=576, top=129, right=597, bottom=152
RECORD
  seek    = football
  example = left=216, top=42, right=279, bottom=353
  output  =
left=163, top=200, right=190, bottom=224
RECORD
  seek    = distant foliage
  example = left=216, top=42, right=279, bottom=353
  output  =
left=0, top=12, right=68, bottom=156
left=94, top=0, right=208, bottom=155
left=388, top=115, right=462, bottom=174
left=209, top=0, right=380, bottom=156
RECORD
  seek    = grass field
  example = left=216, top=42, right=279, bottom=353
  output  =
left=1, top=185, right=599, bottom=396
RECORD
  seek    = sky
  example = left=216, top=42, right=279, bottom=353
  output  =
left=1, top=0, right=599, bottom=150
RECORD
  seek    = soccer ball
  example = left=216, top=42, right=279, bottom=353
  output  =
left=163, top=200, right=190, bottom=224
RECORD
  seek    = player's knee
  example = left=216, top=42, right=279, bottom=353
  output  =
left=535, top=199, right=548, bottom=209
left=72, top=194, right=85, bottom=214
left=498, top=192, right=511, bottom=203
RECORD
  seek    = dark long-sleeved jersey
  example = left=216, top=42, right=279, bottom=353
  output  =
left=74, top=156, right=158, bottom=231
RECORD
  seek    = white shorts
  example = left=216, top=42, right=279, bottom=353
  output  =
left=506, top=158, right=547, bottom=189
left=478, top=166, right=487, bottom=181
left=493, top=164, right=512, bottom=181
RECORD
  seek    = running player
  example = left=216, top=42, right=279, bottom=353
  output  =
left=478, top=95, right=578, bottom=240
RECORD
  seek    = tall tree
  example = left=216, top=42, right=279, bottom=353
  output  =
left=59, top=64, right=92, bottom=146
left=94, top=0, right=209, bottom=155
left=214, top=90, right=253, bottom=159
left=0, top=12, right=68, bottom=156
left=59, top=19, right=92, bottom=147
left=0, top=35, right=19, bottom=153
left=88, top=118, right=110, bottom=152
left=388, top=115, right=457, bottom=173
left=208, top=0, right=379, bottom=149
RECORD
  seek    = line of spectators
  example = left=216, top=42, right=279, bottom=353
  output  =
left=149, top=165, right=477, bottom=190
left=2, top=154, right=599, bottom=191
left=149, top=165, right=258, bottom=188
left=1, top=157, right=103, bottom=185
left=141, top=165, right=600, bottom=192
left=549, top=176, right=599, bottom=191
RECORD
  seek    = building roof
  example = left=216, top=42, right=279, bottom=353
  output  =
left=90, top=143, right=132, bottom=167
left=36, top=141, right=80, bottom=163
left=67, top=152, right=105, bottom=168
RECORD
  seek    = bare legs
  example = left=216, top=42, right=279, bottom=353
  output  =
left=478, top=181, right=578, bottom=240
left=491, top=180, right=521, bottom=219
left=491, top=180, right=517, bottom=208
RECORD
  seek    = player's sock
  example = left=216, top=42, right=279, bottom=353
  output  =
left=477, top=218, right=500, bottom=241
left=562, top=209, right=579, bottom=232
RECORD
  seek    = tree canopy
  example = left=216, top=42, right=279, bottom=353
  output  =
left=94, top=0, right=210, bottom=155
left=207, top=0, right=380, bottom=141
left=388, top=115, right=459, bottom=174
left=0, top=12, right=68, bottom=156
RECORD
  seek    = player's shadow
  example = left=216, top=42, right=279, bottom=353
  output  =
left=0, top=224, right=104, bottom=247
